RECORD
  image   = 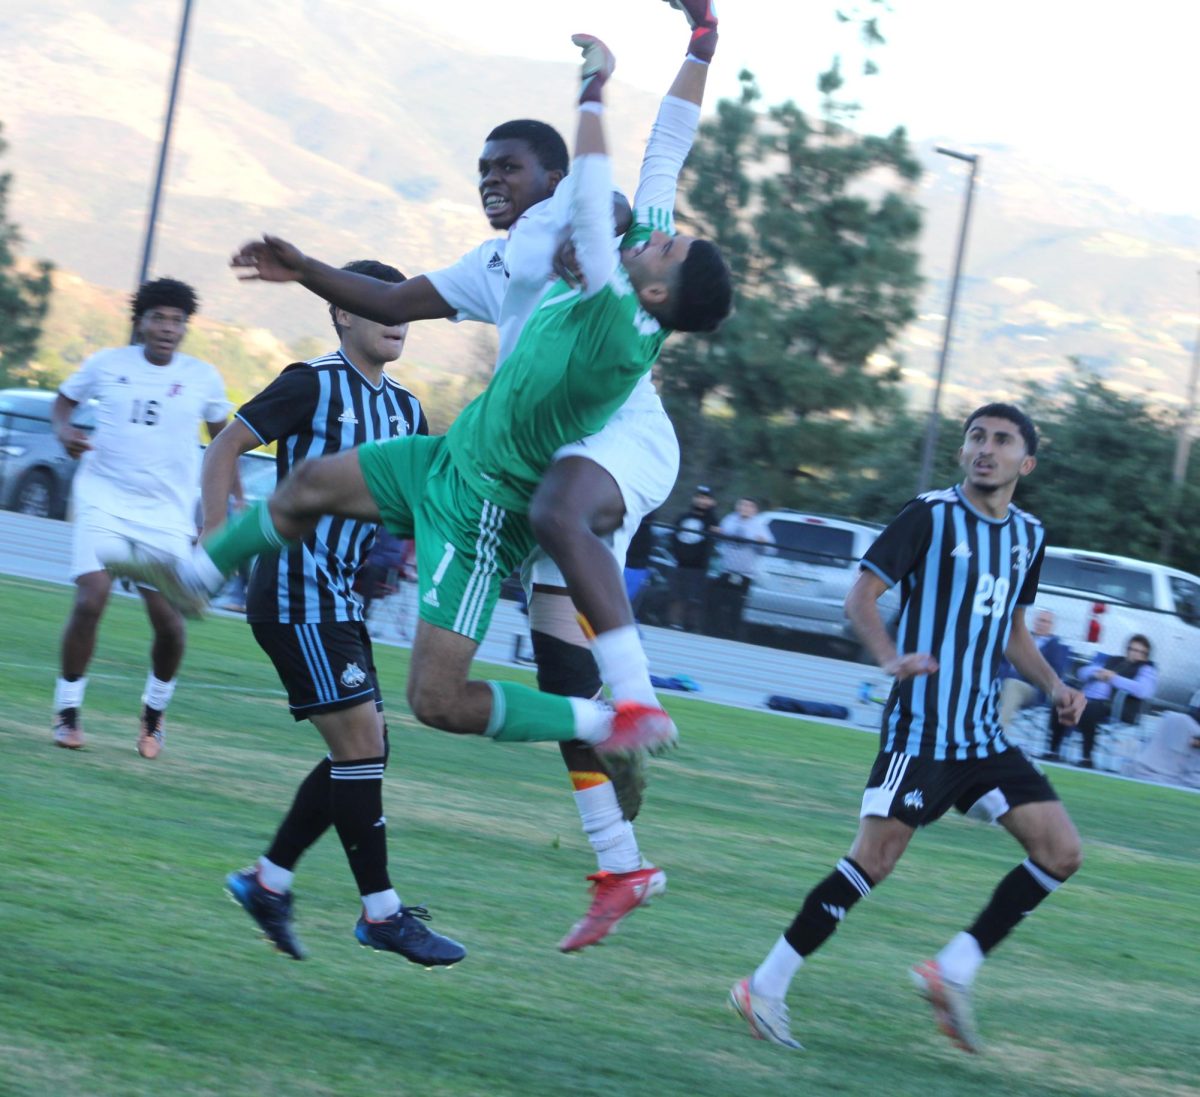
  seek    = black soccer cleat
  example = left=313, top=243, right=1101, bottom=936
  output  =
left=354, top=905, right=466, bottom=967
left=225, top=867, right=307, bottom=960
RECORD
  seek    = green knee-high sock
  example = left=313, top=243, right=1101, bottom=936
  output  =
left=202, top=499, right=292, bottom=576
left=485, top=680, right=604, bottom=743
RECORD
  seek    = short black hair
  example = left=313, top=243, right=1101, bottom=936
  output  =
left=131, top=278, right=198, bottom=321
left=665, top=240, right=733, bottom=333
left=329, top=260, right=406, bottom=333
left=1127, top=634, right=1152, bottom=655
left=485, top=120, right=569, bottom=175
left=964, top=402, right=1038, bottom=456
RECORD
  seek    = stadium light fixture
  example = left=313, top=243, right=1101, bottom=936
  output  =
left=917, top=147, right=980, bottom=494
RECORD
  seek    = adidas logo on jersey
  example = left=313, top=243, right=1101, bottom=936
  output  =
left=423, top=588, right=440, bottom=608
left=338, top=409, right=359, bottom=424
left=487, top=251, right=504, bottom=271
left=951, top=540, right=972, bottom=560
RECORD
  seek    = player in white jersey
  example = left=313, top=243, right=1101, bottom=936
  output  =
left=50, top=278, right=233, bottom=757
left=228, top=0, right=723, bottom=949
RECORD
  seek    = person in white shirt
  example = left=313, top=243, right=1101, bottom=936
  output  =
left=224, top=0, right=723, bottom=951
left=711, top=497, right=775, bottom=638
left=50, top=278, right=233, bottom=757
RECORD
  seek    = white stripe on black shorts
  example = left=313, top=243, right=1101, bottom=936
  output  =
left=250, top=620, right=382, bottom=720
left=859, top=739, right=1057, bottom=827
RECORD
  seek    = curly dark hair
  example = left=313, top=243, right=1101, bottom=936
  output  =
left=130, top=277, right=199, bottom=321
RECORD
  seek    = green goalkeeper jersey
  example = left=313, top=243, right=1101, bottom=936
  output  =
left=445, top=220, right=668, bottom=514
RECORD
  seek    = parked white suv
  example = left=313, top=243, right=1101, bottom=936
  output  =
left=1034, top=547, right=1200, bottom=706
left=739, top=511, right=899, bottom=658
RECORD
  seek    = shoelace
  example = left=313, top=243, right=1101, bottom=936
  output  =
left=398, top=904, right=433, bottom=922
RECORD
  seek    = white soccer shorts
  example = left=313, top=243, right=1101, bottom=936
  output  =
left=70, top=505, right=193, bottom=582
left=524, top=402, right=680, bottom=588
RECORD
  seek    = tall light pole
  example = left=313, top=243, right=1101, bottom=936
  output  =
left=134, top=0, right=195, bottom=295
left=1160, top=269, right=1200, bottom=560
left=917, top=147, right=979, bottom=493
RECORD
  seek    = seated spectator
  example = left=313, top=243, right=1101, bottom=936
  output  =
left=1125, top=689, right=1200, bottom=787
left=1045, top=633, right=1157, bottom=768
left=709, top=497, right=774, bottom=639
left=997, top=608, right=1071, bottom=729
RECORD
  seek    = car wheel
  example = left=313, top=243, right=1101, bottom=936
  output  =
left=13, top=469, right=57, bottom=518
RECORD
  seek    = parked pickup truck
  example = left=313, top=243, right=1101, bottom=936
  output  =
left=1034, top=546, right=1200, bottom=707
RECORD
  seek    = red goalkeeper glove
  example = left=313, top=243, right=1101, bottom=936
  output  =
left=663, top=0, right=719, bottom=63
left=572, top=34, right=616, bottom=105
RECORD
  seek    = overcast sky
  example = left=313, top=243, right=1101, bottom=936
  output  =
left=396, top=0, right=1198, bottom=217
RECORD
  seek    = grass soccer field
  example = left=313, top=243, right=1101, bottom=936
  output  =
left=1, top=574, right=1196, bottom=1097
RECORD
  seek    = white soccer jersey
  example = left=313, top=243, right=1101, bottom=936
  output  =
left=426, top=171, right=663, bottom=412
left=60, top=344, right=231, bottom=535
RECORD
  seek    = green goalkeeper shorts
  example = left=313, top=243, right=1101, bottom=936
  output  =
left=357, top=435, right=536, bottom=643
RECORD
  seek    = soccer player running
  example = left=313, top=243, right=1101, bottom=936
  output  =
left=50, top=278, right=233, bottom=757
left=731, top=404, right=1087, bottom=1053
left=224, top=0, right=724, bottom=950
left=107, top=24, right=732, bottom=862
left=197, top=262, right=465, bottom=966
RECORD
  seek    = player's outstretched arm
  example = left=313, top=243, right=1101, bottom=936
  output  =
left=662, top=0, right=717, bottom=105
left=230, top=235, right=455, bottom=325
left=568, top=34, right=618, bottom=297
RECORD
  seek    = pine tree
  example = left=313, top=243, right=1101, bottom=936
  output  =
left=658, top=66, right=923, bottom=511
left=0, top=122, right=53, bottom=386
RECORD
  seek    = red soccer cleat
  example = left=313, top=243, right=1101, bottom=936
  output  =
left=558, top=866, right=667, bottom=952
left=911, top=959, right=981, bottom=1054
left=596, top=701, right=679, bottom=756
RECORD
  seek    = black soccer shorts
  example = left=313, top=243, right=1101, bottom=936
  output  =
left=860, top=742, right=1058, bottom=828
left=251, top=620, right=383, bottom=721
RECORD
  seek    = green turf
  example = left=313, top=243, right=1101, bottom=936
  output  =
left=1, top=574, right=1195, bottom=1096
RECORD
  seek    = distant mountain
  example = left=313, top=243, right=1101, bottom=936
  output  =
left=3, top=0, right=1197, bottom=411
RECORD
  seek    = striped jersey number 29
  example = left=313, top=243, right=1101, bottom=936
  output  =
left=971, top=574, right=1010, bottom=618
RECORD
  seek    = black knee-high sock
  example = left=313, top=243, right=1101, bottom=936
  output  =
left=330, top=756, right=391, bottom=897
left=784, top=857, right=875, bottom=957
left=967, top=857, right=1063, bottom=954
left=265, top=756, right=333, bottom=871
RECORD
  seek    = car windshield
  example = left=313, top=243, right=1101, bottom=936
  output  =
left=1040, top=555, right=1156, bottom=609
left=769, top=520, right=857, bottom=568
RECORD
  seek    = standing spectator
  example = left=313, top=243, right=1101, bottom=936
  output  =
left=1045, top=634, right=1156, bottom=768
left=997, top=609, right=1070, bottom=730
left=50, top=278, right=233, bottom=757
left=710, top=497, right=774, bottom=638
left=623, top=510, right=657, bottom=613
left=668, top=485, right=719, bottom=631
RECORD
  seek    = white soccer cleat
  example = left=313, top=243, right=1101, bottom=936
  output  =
left=729, top=976, right=803, bottom=1050
left=102, top=551, right=212, bottom=619
left=911, top=959, right=982, bottom=1054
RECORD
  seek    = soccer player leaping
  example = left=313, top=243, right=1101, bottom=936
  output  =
left=220, top=0, right=723, bottom=954
left=106, top=28, right=732, bottom=807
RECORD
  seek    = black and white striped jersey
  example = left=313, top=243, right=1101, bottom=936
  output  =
left=861, top=485, right=1046, bottom=760
left=238, top=350, right=427, bottom=625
